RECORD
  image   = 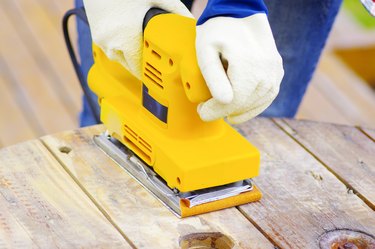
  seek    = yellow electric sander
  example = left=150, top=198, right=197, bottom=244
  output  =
left=63, top=8, right=262, bottom=218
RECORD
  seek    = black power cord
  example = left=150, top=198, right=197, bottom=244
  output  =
left=181, top=0, right=194, bottom=10
left=62, top=7, right=100, bottom=123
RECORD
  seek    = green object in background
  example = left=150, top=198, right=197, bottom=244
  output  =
left=344, top=0, right=375, bottom=29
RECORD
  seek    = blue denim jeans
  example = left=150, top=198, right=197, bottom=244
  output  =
left=75, top=0, right=342, bottom=126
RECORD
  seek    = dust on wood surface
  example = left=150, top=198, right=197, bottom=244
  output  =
left=0, top=140, right=130, bottom=248
left=235, top=118, right=375, bottom=249
left=41, top=126, right=275, bottom=249
left=275, top=118, right=375, bottom=209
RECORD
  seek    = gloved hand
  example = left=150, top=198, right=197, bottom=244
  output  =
left=361, top=0, right=375, bottom=16
left=83, top=0, right=192, bottom=79
left=196, top=13, right=284, bottom=124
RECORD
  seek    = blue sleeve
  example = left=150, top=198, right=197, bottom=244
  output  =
left=197, top=0, right=268, bottom=25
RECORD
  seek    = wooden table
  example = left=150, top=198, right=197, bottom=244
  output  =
left=0, top=118, right=374, bottom=249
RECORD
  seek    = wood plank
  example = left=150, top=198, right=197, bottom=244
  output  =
left=35, top=0, right=78, bottom=74
left=51, top=0, right=74, bottom=15
left=41, top=126, right=275, bottom=249
left=0, top=65, right=36, bottom=146
left=317, top=53, right=375, bottom=127
left=335, top=46, right=375, bottom=88
left=0, top=6, right=77, bottom=134
left=0, top=194, right=41, bottom=248
left=275, top=119, right=375, bottom=209
left=33, top=0, right=67, bottom=24
left=5, top=0, right=81, bottom=115
left=0, top=139, right=130, bottom=248
left=325, top=8, right=375, bottom=49
left=29, top=0, right=81, bottom=100
left=297, top=73, right=351, bottom=125
left=236, top=118, right=375, bottom=249
left=0, top=57, right=45, bottom=137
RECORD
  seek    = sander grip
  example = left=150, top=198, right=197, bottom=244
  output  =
left=143, top=8, right=169, bottom=31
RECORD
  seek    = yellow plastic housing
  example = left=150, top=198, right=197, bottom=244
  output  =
left=87, top=13, right=260, bottom=192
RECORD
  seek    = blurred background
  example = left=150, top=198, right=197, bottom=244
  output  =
left=0, top=0, right=374, bottom=147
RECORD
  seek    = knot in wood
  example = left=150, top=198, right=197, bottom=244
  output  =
left=319, top=229, right=375, bottom=249
left=179, top=232, right=234, bottom=249
left=343, top=242, right=358, bottom=249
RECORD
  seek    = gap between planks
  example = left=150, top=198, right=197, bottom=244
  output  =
left=0, top=139, right=131, bottom=248
left=39, top=138, right=137, bottom=249
left=39, top=134, right=276, bottom=249
left=273, top=118, right=375, bottom=211
left=40, top=126, right=276, bottom=249
left=41, top=120, right=375, bottom=248
left=358, top=127, right=375, bottom=142
left=236, top=207, right=282, bottom=249
left=236, top=118, right=375, bottom=248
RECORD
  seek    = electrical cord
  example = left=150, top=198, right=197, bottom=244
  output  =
left=62, top=7, right=101, bottom=123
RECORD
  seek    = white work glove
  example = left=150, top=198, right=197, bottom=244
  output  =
left=196, top=13, right=284, bottom=124
left=361, top=0, right=375, bottom=16
left=83, top=0, right=193, bottom=79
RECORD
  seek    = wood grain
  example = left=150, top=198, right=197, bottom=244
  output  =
left=0, top=5, right=77, bottom=134
left=7, top=0, right=81, bottom=114
left=317, top=53, right=375, bottom=127
left=0, top=67, right=36, bottom=146
left=236, top=118, right=375, bottom=249
left=41, top=126, right=275, bottom=249
left=51, top=0, right=73, bottom=14
left=0, top=140, right=130, bottom=248
left=275, top=118, right=375, bottom=209
left=0, top=194, right=37, bottom=248
left=297, top=73, right=351, bottom=126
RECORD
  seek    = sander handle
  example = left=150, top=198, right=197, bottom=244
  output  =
left=143, top=8, right=170, bottom=31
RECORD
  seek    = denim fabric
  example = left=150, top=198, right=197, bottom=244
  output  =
left=261, top=0, right=342, bottom=117
left=74, top=0, right=342, bottom=126
left=74, top=0, right=99, bottom=126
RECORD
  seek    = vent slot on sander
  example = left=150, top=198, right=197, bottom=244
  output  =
left=124, top=125, right=153, bottom=165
